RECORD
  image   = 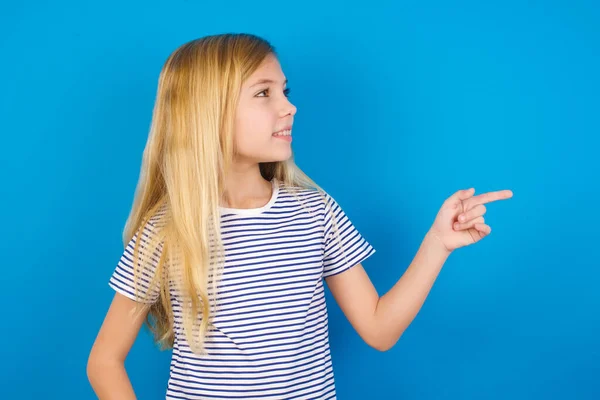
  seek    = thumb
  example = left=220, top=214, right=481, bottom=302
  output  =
left=447, top=187, right=475, bottom=205
left=458, top=187, right=475, bottom=200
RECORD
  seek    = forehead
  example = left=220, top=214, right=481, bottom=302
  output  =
left=245, top=55, right=286, bottom=86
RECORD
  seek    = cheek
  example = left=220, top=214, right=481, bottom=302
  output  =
left=235, top=109, right=273, bottom=142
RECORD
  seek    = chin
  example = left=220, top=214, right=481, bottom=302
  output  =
left=262, top=150, right=292, bottom=163
left=271, top=154, right=292, bottom=163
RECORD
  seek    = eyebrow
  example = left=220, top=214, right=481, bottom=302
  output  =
left=249, top=78, right=288, bottom=88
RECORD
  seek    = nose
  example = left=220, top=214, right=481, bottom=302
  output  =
left=280, top=98, right=297, bottom=117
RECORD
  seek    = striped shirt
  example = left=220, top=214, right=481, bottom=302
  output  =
left=109, top=179, right=376, bottom=399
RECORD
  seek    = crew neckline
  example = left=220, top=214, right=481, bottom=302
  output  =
left=218, top=179, right=279, bottom=216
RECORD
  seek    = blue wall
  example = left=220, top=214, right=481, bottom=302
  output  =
left=1, top=1, right=598, bottom=398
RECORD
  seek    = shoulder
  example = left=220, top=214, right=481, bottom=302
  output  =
left=277, top=184, right=346, bottom=232
left=277, top=182, right=329, bottom=210
left=127, top=202, right=169, bottom=249
left=150, top=202, right=168, bottom=224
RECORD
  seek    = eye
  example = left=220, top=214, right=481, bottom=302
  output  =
left=255, top=88, right=292, bottom=98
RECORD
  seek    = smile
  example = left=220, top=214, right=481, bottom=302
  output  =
left=272, top=129, right=292, bottom=137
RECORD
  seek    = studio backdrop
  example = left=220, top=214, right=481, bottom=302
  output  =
left=1, top=1, right=598, bottom=399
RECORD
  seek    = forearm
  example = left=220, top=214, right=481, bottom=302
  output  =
left=87, top=359, right=137, bottom=400
left=373, top=232, right=451, bottom=350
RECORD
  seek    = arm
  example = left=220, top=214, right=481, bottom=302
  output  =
left=326, top=187, right=513, bottom=351
left=87, top=292, right=149, bottom=399
left=325, top=232, right=450, bottom=351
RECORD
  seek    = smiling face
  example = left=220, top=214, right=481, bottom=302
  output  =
left=233, top=53, right=297, bottom=165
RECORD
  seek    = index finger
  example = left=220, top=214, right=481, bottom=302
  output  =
left=470, top=189, right=513, bottom=206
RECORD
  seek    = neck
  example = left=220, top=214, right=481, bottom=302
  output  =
left=221, top=163, right=272, bottom=209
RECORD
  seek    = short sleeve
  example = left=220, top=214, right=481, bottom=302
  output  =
left=322, top=193, right=375, bottom=278
left=108, top=219, right=164, bottom=304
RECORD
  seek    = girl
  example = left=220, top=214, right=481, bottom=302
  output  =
left=87, top=33, right=513, bottom=399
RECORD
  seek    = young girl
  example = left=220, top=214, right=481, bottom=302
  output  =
left=87, top=33, right=513, bottom=399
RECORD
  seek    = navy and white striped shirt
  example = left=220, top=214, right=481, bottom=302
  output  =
left=109, top=179, right=376, bottom=399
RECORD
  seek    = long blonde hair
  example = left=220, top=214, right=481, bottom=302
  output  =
left=122, top=33, right=341, bottom=355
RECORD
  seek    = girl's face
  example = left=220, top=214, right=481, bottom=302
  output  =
left=233, top=54, right=297, bottom=164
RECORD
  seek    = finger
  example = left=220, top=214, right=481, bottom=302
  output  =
left=454, top=216, right=485, bottom=231
left=470, top=190, right=513, bottom=206
left=447, top=188, right=475, bottom=209
left=474, top=223, right=491, bottom=236
left=458, top=188, right=475, bottom=201
left=457, top=204, right=486, bottom=223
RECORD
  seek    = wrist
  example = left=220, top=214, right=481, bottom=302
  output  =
left=424, top=230, right=453, bottom=258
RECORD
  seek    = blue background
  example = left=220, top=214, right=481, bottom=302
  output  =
left=1, top=1, right=598, bottom=399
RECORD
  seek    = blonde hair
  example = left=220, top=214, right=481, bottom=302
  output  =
left=123, top=33, right=342, bottom=355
